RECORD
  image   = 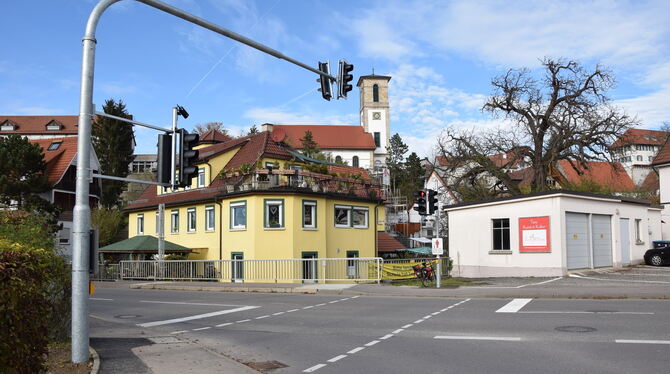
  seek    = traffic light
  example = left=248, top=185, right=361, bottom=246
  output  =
left=337, top=60, right=354, bottom=99
left=427, top=189, right=438, bottom=215
left=178, top=129, right=199, bottom=188
left=156, top=133, right=172, bottom=185
left=414, top=190, right=427, bottom=215
left=317, top=61, right=333, bottom=101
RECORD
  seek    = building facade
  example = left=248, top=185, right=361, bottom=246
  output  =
left=611, top=128, right=669, bottom=186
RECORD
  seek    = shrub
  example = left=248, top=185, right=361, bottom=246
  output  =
left=92, top=208, right=126, bottom=247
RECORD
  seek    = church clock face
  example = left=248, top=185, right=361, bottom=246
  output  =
left=372, top=112, right=381, bottom=120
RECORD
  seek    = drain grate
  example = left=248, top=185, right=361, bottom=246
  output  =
left=244, top=361, right=289, bottom=372
left=555, top=326, right=597, bottom=333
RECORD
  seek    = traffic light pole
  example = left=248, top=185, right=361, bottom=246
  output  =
left=435, top=202, right=441, bottom=289
left=171, top=107, right=178, bottom=189
left=74, top=0, right=343, bottom=363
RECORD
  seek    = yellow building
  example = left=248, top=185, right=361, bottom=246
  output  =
left=124, top=131, right=386, bottom=275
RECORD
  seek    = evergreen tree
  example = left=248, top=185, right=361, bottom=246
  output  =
left=92, top=99, right=135, bottom=208
left=247, top=125, right=259, bottom=135
left=399, top=152, right=425, bottom=201
left=385, top=133, right=408, bottom=192
left=300, top=130, right=320, bottom=158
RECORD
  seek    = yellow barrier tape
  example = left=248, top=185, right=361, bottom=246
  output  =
left=382, top=261, right=426, bottom=280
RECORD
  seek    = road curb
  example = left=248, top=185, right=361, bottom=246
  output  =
left=128, top=283, right=317, bottom=294
left=89, top=346, right=100, bottom=374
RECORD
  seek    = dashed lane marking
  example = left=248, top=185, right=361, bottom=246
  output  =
left=138, top=305, right=259, bottom=327
left=170, top=330, right=188, bottom=334
left=303, top=364, right=327, bottom=372
left=215, top=323, right=232, bottom=327
left=192, top=327, right=211, bottom=331
left=380, top=334, right=393, bottom=340
left=364, top=340, right=380, bottom=347
left=496, top=298, right=533, bottom=313
left=255, top=315, right=270, bottom=319
left=392, top=329, right=404, bottom=334
left=347, top=347, right=365, bottom=354
left=615, top=339, right=670, bottom=345
left=402, top=324, right=413, bottom=329
left=435, top=335, right=521, bottom=341
left=327, top=355, right=347, bottom=363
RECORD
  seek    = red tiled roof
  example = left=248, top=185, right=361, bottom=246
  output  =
left=377, top=232, right=406, bottom=253
left=509, top=167, right=534, bottom=187
left=224, top=131, right=293, bottom=170
left=611, top=128, right=669, bottom=148
left=1, top=115, right=78, bottom=135
left=652, top=137, right=670, bottom=166
left=555, top=160, right=635, bottom=191
left=30, top=137, right=79, bottom=185
left=273, top=125, right=376, bottom=150
left=198, top=129, right=232, bottom=144
left=640, top=171, right=659, bottom=192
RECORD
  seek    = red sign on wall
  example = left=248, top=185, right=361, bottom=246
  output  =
left=518, top=216, right=551, bottom=253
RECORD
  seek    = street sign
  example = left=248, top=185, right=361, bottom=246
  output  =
left=432, top=238, right=443, bottom=255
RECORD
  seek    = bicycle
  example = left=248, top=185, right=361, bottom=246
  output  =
left=412, top=261, right=435, bottom=287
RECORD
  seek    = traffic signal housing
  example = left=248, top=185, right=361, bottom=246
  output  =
left=414, top=190, right=427, bottom=215
left=178, top=129, right=199, bottom=188
left=317, top=61, right=333, bottom=101
left=337, top=60, right=354, bottom=99
left=427, top=189, right=438, bottom=215
left=156, top=133, right=172, bottom=185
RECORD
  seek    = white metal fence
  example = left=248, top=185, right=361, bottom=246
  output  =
left=92, top=263, right=120, bottom=281
left=118, top=258, right=383, bottom=283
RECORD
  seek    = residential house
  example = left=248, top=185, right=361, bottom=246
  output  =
left=0, top=115, right=78, bottom=140
left=611, top=128, right=669, bottom=186
left=123, top=131, right=386, bottom=279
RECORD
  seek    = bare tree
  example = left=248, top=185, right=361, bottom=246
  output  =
left=194, top=121, right=229, bottom=137
left=438, top=58, right=637, bottom=197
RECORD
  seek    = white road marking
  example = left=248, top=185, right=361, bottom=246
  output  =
left=496, top=298, right=533, bottom=313
left=137, top=305, right=259, bottom=327
left=615, top=339, right=670, bottom=345
left=380, top=334, right=394, bottom=340
left=364, top=340, right=380, bottom=346
left=470, top=277, right=562, bottom=289
left=519, top=311, right=653, bottom=315
left=170, top=330, right=188, bottom=334
left=303, top=364, right=326, bottom=372
left=215, top=323, right=232, bottom=327
left=414, top=319, right=424, bottom=323
left=423, top=315, right=432, bottom=319
left=90, top=298, right=113, bottom=301
left=193, top=327, right=211, bottom=331
left=236, top=319, right=251, bottom=323
left=347, top=347, right=365, bottom=354
left=272, top=312, right=285, bottom=316
left=315, top=303, right=326, bottom=306
left=435, top=335, right=521, bottom=341
left=351, top=295, right=360, bottom=298
left=392, top=329, right=404, bottom=334
left=327, top=355, right=347, bottom=363
left=287, top=309, right=299, bottom=313
left=303, top=306, right=314, bottom=309
left=569, top=274, right=670, bottom=284
left=328, top=300, right=339, bottom=304
left=256, top=315, right=270, bottom=319
left=431, top=312, right=440, bottom=316
left=402, top=324, right=413, bottom=328
left=440, top=308, right=448, bottom=312
left=139, top=300, right=240, bottom=307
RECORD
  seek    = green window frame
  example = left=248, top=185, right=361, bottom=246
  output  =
left=230, top=201, right=247, bottom=230
left=264, top=198, right=284, bottom=229
left=302, top=200, right=317, bottom=229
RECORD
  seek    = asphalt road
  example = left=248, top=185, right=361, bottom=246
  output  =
left=90, top=288, right=670, bottom=374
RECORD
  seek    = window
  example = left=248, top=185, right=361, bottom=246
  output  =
left=373, top=84, right=379, bottom=102
left=335, top=155, right=343, bottom=163
left=0, top=120, right=16, bottom=131
left=171, top=210, right=179, bottom=233
left=374, top=132, right=381, bottom=147
left=47, top=141, right=62, bottom=151
left=198, top=168, right=205, bottom=187
left=303, top=200, right=317, bottom=229
left=352, top=207, right=369, bottom=228
left=352, top=156, right=359, bottom=168
left=492, top=218, right=510, bottom=251
left=137, top=214, right=144, bottom=235
left=46, top=121, right=62, bottom=131
left=335, top=205, right=351, bottom=227
left=264, top=199, right=284, bottom=228
left=187, top=208, right=196, bottom=232
left=635, top=218, right=643, bottom=244
left=637, top=155, right=643, bottom=161
left=205, top=205, right=215, bottom=232
left=230, top=201, right=246, bottom=230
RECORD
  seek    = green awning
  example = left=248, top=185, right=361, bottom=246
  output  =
left=99, top=235, right=191, bottom=253
left=397, top=246, right=433, bottom=255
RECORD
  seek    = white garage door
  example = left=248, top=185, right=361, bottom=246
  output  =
left=592, top=214, right=612, bottom=268
left=566, top=212, right=589, bottom=270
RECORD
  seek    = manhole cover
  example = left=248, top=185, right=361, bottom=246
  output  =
left=555, top=326, right=597, bottom=333
left=244, top=361, right=289, bottom=372
left=148, top=336, right=182, bottom=344
left=114, top=314, right=141, bottom=319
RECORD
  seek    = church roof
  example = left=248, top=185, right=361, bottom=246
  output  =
left=357, top=75, right=391, bottom=86
left=272, top=124, right=377, bottom=150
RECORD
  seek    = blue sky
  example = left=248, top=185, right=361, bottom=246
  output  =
left=2, top=0, right=670, bottom=157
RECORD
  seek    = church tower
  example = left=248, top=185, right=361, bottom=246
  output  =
left=357, top=74, right=391, bottom=169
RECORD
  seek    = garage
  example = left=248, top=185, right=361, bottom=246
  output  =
left=566, top=212, right=589, bottom=270
left=592, top=214, right=612, bottom=268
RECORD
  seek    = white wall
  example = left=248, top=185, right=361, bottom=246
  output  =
left=448, top=194, right=661, bottom=278
left=658, top=165, right=670, bottom=240
left=322, top=149, right=373, bottom=169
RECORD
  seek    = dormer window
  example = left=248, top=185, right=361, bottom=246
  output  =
left=1, top=120, right=16, bottom=131
left=47, top=141, right=62, bottom=151
left=46, top=120, right=63, bottom=131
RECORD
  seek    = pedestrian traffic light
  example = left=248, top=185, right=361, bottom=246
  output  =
left=317, top=61, right=333, bottom=101
left=414, top=190, right=427, bottom=215
left=156, top=133, right=172, bottom=185
left=178, top=129, right=199, bottom=188
left=427, top=189, right=438, bottom=215
left=337, top=60, right=354, bottom=99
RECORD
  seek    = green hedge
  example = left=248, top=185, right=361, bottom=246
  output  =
left=0, top=212, right=71, bottom=373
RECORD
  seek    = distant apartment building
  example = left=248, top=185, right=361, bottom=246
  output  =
left=611, top=128, right=669, bottom=186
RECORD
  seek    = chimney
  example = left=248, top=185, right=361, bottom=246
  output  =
left=261, top=123, right=274, bottom=132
